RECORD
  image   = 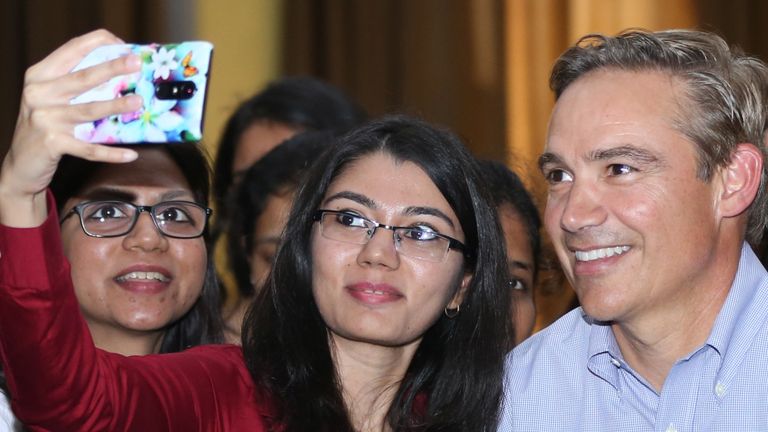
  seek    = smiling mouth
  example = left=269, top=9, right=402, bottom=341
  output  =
left=574, top=246, right=631, bottom=262
left=362, top=289, right=391, bottom=296
left=115, top=271, right=171, bottom=283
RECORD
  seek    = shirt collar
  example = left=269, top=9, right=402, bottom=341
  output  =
left=705, top=243, right=768, bottom=370
left=585, top=313, right=623, bottom=389
left=583, top=243, right=768, bottom=389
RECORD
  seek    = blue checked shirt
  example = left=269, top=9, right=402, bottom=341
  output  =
left=499, top=243, right=768, bottom=432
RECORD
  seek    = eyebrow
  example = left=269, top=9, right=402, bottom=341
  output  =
left=323, top=191, right=377, bottom=208
left=538, top=144, right=663, bottom=172
left=588, top=145, right=661, bottom=165
left=76, top=187, right=193, bottom=203
left=76, top=187, right=136, bottom=202
left=323, top=191, right=457, bottom=229
left=509, top=259, right=533, bottom=272
left=538, top=152, right=563, bottom=172
left=253, top=236, right=281, bottom=246
left=403, top=206, right=456, bottom=229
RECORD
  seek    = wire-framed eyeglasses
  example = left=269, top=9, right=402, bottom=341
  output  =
left=61, top=200, right=212, bottom=239
left=313, top=209, right=468, bottom=262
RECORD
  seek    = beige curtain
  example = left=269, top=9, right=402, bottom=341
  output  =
left=282, top=0, right=507, bottom=160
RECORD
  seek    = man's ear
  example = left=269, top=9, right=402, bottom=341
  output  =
left=718, top=143, right=763, bottom=217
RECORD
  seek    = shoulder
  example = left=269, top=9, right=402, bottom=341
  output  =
left=512, top=307, right=592, bottom=361
left=499, top=308, right=596, bottom=429
left=113, top=344, right=273, bottom=423
left=120, top=344, right=253, bottom=389
left=505, top=307, right=593, bottom=393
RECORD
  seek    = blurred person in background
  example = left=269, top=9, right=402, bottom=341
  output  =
left=479, top=159, right=542, bottom=348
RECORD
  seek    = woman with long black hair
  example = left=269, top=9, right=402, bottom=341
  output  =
left=0, top=30, right=509, bottom=431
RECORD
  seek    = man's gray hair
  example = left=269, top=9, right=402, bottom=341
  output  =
left=551, top=29, right=768, bottom=244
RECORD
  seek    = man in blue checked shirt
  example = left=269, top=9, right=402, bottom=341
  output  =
left=499, top=29, right=768, bottom=432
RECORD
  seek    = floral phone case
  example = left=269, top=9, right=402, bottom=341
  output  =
left=71, top=41, right=213, bottom=144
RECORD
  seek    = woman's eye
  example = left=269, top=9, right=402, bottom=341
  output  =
left=336, top=212, right=368, bottom=228
left=157, top=207, right=192, bottom=223
left=402, top=227, right=439, bottom=242
left=508, top=278, right=527, bottom=292
left=88, top=204, right=128, bottom=220
left=608, top=164, right=634, bottom=176
left=545, top=169, right=573, bottom=184
left=257, top=250, right=276, bottom=265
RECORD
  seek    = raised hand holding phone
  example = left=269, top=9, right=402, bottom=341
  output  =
left=0, top=29, right=142, bottom=228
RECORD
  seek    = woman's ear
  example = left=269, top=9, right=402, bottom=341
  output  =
left=717, top=143, right=763, bottom=218
left=447, top=272, right=472, bottom=309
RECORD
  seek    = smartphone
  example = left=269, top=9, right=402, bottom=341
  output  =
left=71, top=41, right=213, bottom=144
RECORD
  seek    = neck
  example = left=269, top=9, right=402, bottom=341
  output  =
left=86, top=321, right=165, bottom=355
left=612, top=239, right=742, bottom=391
left=331, top=334, right=421, bottom=432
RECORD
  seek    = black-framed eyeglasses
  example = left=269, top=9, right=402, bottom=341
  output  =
left=313, top=209, right=469, bottom=262
left=60, top=200, right=212, bottom=239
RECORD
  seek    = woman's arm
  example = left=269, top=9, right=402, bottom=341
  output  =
left=0, top=31, right=267, bottom=431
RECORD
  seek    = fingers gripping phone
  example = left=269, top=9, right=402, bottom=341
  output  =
left=71, top=41, right=213, bottom=144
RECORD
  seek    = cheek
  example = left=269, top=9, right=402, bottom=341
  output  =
left=512, top=295, right=535, bottom=324
left=250, top=254, right=272, bottom=290
left=62, top=231, right=115, bottom=288
left=543, top=196, right=564, bottom=240
left=611, top=184, right=663, bottom=222
left=413, top=259, right=465, bottom=308
left=311, top=234, right=353, bottom=289
left=512, top=295, right=536, bottom=343
left=171, top=240, right=207, bottom=301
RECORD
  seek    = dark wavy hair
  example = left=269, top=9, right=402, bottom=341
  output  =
left=242, top=115, right=510, bottom=431
left=212, top=76, right=366, bottom=238
left=227, top=131, right=336, bottom=296
left=478, top=160, right=542, bottom=280
left=50, top=143, right=224, bottom=353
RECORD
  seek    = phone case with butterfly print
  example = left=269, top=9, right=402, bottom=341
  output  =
left=71, top=41, right=213, bottom=144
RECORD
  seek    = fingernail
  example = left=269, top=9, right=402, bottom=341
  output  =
left=121, top=149, right=139, bottom=162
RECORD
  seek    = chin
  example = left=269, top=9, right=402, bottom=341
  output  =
left=119, top=316, right=175, bottom=332
left=578, top=298, right=626, bottom=323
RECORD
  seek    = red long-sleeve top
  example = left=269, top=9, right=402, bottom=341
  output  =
left=0, top=192, right=271, bottom=431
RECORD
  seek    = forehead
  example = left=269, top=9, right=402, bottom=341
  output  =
left=545, top=69, right=695, bottom=161
left=81, top=148, right=192, bottom=193
left=499, top=205, right=533, bottom=260
left=233, top=120, right=299, bottom=172
left=326, top=151, right=454, bottom=212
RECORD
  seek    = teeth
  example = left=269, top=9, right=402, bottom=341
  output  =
left=364, top=289, right=386, bottom=295
left=575, top=246, right=630, bottom=262
left=116, top=271, right=170, bottom=283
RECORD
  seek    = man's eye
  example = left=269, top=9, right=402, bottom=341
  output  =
left=608, top=164, right=634, bottom=176
left=336, top=212, right=368, bottom=228
left=545, top=169, right=573, bottom=184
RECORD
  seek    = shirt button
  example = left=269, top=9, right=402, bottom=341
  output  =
left=666, top=424, right=678, bottom=432
left=610, top=358, right=621, bottom=367
left=715, top=382, right=726, bottom=397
